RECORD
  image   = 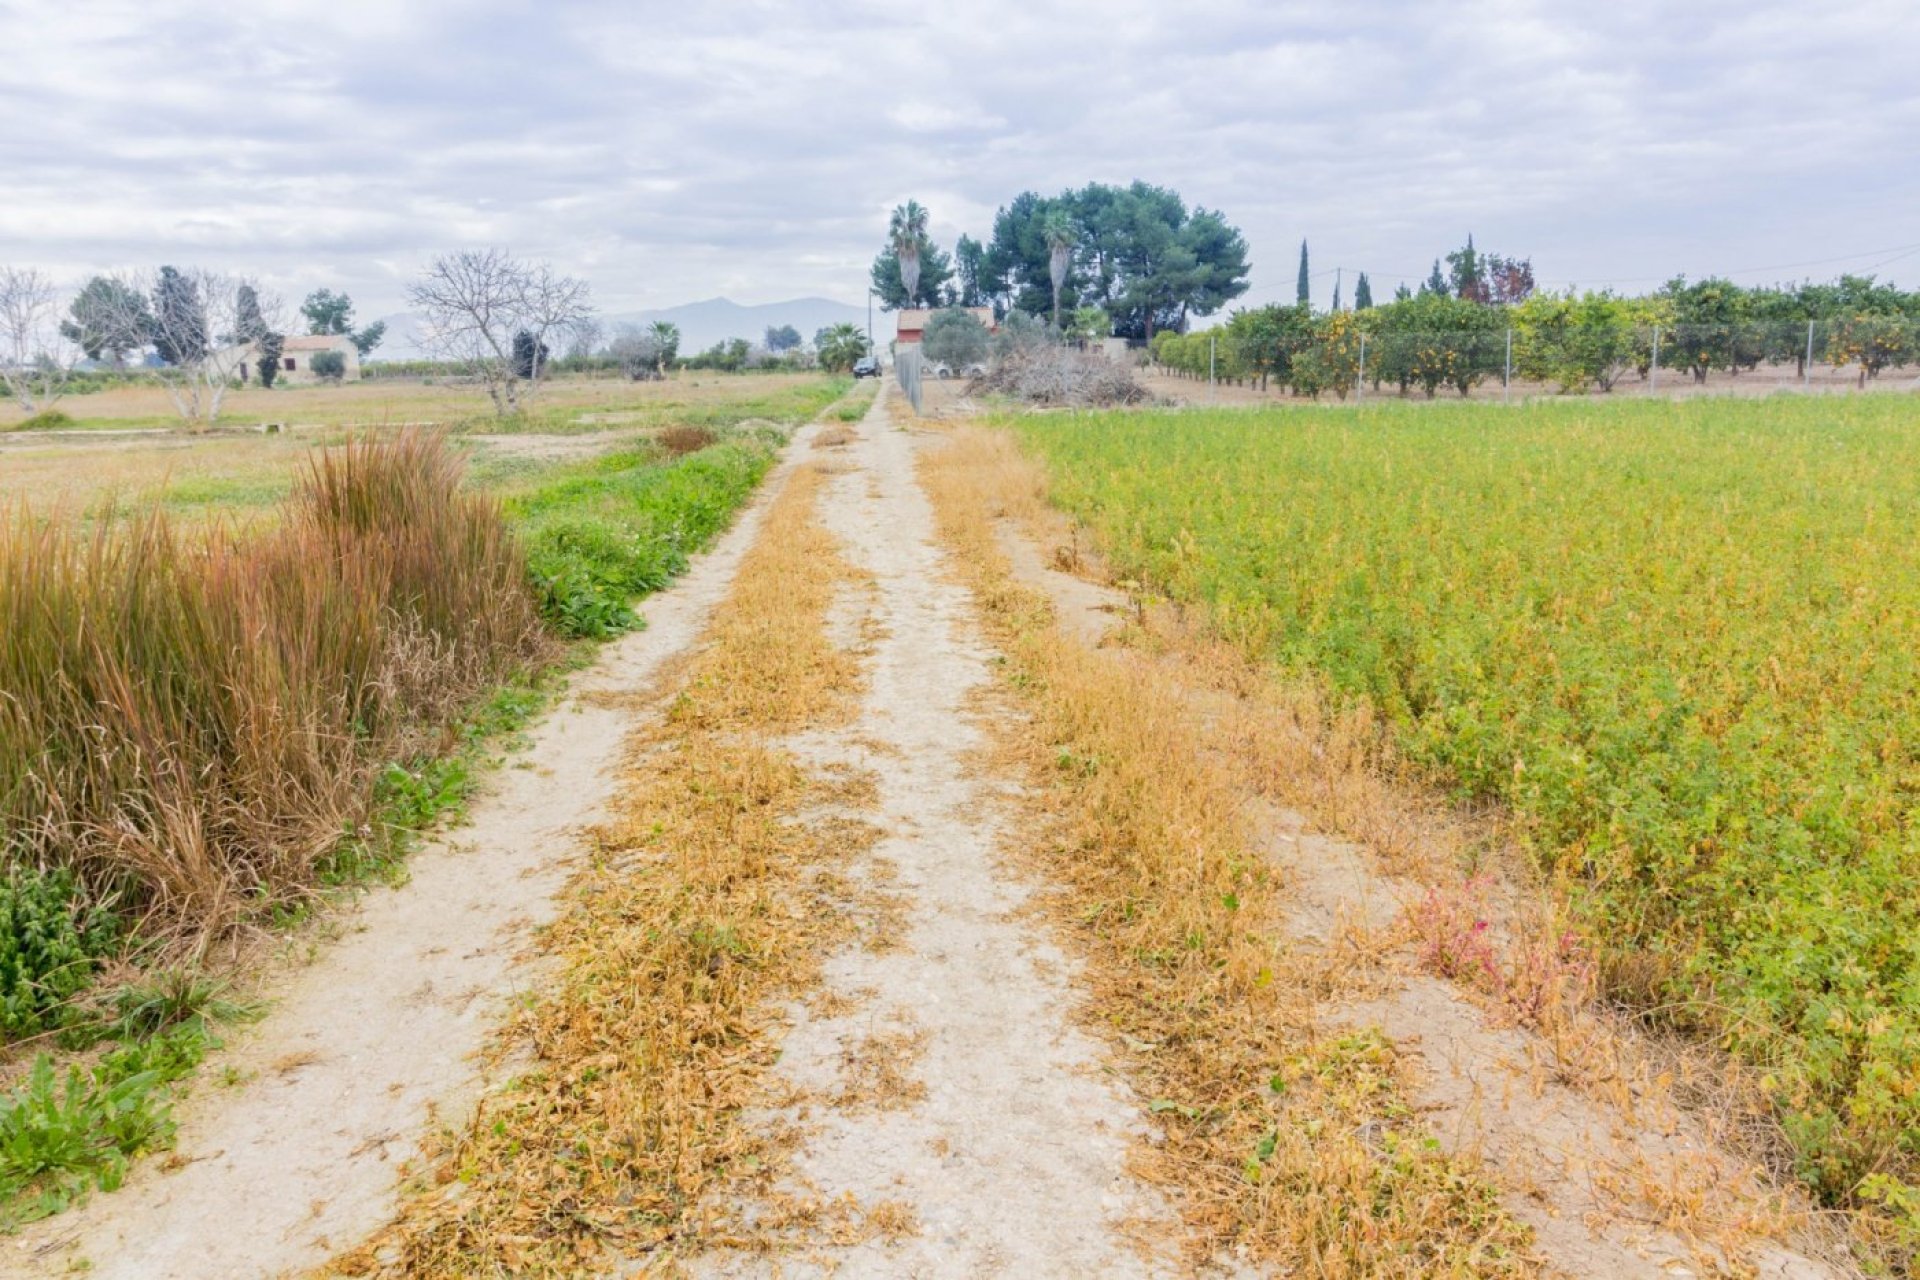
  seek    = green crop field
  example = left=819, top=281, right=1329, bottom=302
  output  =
left=1014, top=394, right=1920, bottom=1211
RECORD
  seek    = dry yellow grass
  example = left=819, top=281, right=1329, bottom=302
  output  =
left=0, top=371, right=830, bottom=431
left=0, top=433, right=321, bottom=515
left=920, top=426, right=1540, bottom=1275
left=811, top=423, right=856, bottom=449
left=320, top=461, right=874, bottom=1276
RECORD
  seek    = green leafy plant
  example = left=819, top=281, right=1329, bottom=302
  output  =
left=0, top=1055, right=174, bottom=1225
left=0, top=869, right=118, bottom=1040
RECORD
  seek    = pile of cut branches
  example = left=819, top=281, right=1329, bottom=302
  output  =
left=968, top=345, right=1150, bottom=408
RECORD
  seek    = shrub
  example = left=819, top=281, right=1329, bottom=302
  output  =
left=0, top=430, right=545, bottom=933
left=309, top=349, right=347, bottom=381
left=922, top=308, right=990, bottom=368
left=11, top=409, right=73, bottom=432
left=0, top=870, right=117, bottom=1040
left=656, top=425, right=716, bottom=457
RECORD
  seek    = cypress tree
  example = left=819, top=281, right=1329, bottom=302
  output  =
left=151, top=266, right=208, bottom=365
left=1354, top=273, right=1374, bottom=310
left=1296, top=240, right=1310, bottom=306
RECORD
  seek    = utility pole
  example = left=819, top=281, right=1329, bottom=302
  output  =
left=1805, top=320, right=1815, bottom=389
left=1357, top=333, right=1366, bottom=402
left=1503, top=327, right=1513, bottom=404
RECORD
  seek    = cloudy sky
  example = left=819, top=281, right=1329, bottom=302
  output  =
left=5, top=0, right=1918, bottom=321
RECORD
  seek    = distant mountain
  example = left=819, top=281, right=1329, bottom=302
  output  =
left=368, top=295, right=883, bottom=362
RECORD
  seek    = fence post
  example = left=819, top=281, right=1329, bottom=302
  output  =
left=1209, top=335, right=1216, bottom=401
left=1805, top=320, right=1815, bottom=388
left=1357, top=333, right=1366, bottom=403
left=1503, top=327, right=1513, bottom=404
left=1650, top=326, right=1660, bottom=395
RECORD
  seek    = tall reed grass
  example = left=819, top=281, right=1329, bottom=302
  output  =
left=0, top=430, right=545, bottom=935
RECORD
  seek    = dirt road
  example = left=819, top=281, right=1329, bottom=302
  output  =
left=9, top=383, right=1854, bottom=1278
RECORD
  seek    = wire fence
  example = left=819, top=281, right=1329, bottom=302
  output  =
left=894, top=344, right=925, bottom=415
left=1152, top=319, right=1920, bottom=401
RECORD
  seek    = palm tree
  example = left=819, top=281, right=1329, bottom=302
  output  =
left=888, top=201, right=930, bottom=307
left=1044, top=212, right=1077, bottom=328
left=646, top=320, right=680, bottom=374
left=816, top=322, right=869, bottom=373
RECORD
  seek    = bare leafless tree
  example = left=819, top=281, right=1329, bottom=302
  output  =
left=562, top=315, right=604, bottom=362
left=408, top=249, right=592, bottom=415
left=0, top=266, right=78, bottom=413
left=520, top=262, right=594, bottom=386
left=609, top=324, right=664, bottom=380
left=145, top=269, right=281, bottom=425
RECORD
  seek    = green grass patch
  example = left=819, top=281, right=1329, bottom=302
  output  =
left=451, top=375, right=848, bottom=436
left=1014, top=393, right=1920, bottom=1218
left=8, top=409, right=75, bottom=432
left=509, top=433, right=783, bottom=638
left=154, top=473, right=294, bottom=512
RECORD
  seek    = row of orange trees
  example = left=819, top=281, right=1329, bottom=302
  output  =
left=1155, top=277, right=1920, bottom=397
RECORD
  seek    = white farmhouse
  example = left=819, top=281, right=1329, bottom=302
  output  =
left=226, top=334, right=361, bottom=385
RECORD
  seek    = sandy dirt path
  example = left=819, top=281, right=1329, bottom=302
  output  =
left=675, top=385, right=1188, bottom=1277
left=4, top=429, right=825, bottom=1280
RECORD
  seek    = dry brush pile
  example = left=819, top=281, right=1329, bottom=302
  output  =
left=967, top=343, right=1150, bottom=408
left=0, top=431, right=546, bottom=939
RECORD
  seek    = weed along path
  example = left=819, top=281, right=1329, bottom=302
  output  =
left=4, top=426, right=822, bottom=1280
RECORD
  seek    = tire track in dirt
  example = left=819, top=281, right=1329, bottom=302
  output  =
left=676, top=385, right=1189, bottom=1278
left=4, top=425, right=827, bottom=1280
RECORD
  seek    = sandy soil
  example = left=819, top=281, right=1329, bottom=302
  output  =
left=3, top=421, right=823, bottom=1280
left=676, top=385, right=1187, bottom=1277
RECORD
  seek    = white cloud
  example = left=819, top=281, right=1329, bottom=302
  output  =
left=2, top=0, right=1916, bottom=318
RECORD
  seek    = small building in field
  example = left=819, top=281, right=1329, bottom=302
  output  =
left=894, top=306, right=997, bottom=347
left=228, top=334, right=361, bottom=385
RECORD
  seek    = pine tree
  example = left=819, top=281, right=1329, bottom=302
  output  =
left=1296, top=240, right=1311, bottom=306
left=1394, top=282, right=1413, bottom=303
left=1354, top=273, right=1374, bottom=310
left=1422, top=259, right=1449, bottom=298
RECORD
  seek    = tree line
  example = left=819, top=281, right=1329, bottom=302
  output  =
left=1157, top=257, right=1920, bottom=398
left=0, top=263, right=403, bottom=420
left=870, top=181, right=1252, bottom=339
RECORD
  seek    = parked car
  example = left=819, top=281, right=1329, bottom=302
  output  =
left=852, top=356, right=881, bottom=378
left=963, top=362, right=987, bottom=378
left=929, top=362, right=954, bottom=380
